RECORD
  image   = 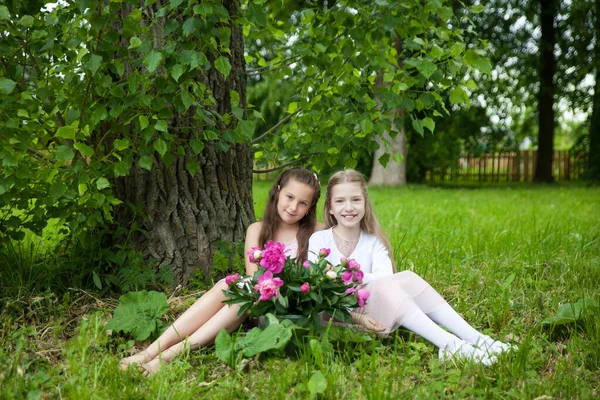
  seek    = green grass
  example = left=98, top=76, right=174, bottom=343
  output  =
left=1, top=184, right=599, bottom=399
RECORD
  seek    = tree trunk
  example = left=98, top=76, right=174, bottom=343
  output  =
left=534, top=0, right=557, bottom=183
left=369, top=114, right=407, bottom=186
left=588, top=0, right=600, bottom=180
left=369, top=36, right=407, bottom=186
left=113, top=0, right=254, bottom=285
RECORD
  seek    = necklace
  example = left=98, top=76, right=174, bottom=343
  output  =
left=332, top=228, right=359, bottom=257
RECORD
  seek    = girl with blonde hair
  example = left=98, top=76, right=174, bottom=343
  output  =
left=309, top=169, right=514, bottom=365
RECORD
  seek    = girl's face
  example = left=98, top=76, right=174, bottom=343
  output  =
left=329, top=182, right=365, bottom=230
left=277, top=180, right=314, bottom=226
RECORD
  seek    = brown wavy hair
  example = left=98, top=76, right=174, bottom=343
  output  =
left=258, top=167, right=321, bottom=263
left=324, top=169, right=395, bottom=267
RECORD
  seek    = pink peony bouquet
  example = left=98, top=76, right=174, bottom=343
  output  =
left=222, top=241, right=369, bottom=330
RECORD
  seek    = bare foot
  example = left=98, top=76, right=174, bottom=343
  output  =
left=140, top=358, right=163, bottom=376
left=119, top=351, right=151, bottom=370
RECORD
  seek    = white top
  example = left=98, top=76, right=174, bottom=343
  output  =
left=284, top=239, right=298, bottom=259
left=308, top=228, right=393, bottom=284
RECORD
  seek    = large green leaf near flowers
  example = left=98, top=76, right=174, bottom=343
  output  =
left=105, top=291, right=169, bottom=340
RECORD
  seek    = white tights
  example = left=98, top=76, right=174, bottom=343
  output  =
left=356, top=271, right=489, bottom=350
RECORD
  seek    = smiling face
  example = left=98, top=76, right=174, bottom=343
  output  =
left=276, top=179, right=315, bottom=226
left=328, top=182, right=365, bottom=231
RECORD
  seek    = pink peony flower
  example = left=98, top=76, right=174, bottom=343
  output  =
left=303, top=260, right=311, bottom=269
left=259, top=241, right=287, bottom=274
left=300, top=282, right=310, bottom=293
left=326, top=270, right=337, bottom=279
left=345, top=287, right=356, bottom=294
left=225, top=273, right=240, bottom=285
left=341, top=270, right=353, bottom=284
left=253, top=271, right=284, bottom=301
left=319, top=248, right=331, bottom=258
left=346, top=259, right=360, bottom=270
left=341, top=268, right=364, bottom=284
left=248, top=246, right=262, bottom=264
left=357, top=289, right=370, bottom=307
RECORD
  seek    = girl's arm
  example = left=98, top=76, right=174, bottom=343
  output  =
left=362, top=238, right=394, bottom=284
left=244, top=222, right=262, bottom=275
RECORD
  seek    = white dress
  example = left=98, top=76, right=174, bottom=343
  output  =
left=308, top=228, right=446, bottom=334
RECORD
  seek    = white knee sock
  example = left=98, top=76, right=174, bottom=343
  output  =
left=426, top=303, right=485, bottom=345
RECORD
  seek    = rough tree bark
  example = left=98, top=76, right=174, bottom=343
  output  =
left=534, top=0, right=557, bottom=183
left=112, top=0, right=254, bottom=284
left=369, top=37, right=407, bottom=186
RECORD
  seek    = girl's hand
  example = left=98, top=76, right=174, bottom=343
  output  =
left=351, top=312, right=386, bottom=332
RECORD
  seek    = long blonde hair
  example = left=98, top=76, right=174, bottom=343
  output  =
left=324, top=169, right=395, bottom=267
left=259, top=167, right=321, bottom=263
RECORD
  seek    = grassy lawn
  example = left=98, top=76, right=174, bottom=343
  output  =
left=1, top=183, right=599, bottom=399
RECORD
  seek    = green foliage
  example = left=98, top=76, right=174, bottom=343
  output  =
left=246, top=0, right=489, bottom=171
left=541, top=298, right=599, bottom=327
left=214, top=314, right=294, bottom=368
left=105, top=290, right=169, bottom=341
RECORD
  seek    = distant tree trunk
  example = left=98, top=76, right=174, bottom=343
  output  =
left=112, top=0, right=254, bottom=285
left=370, top=36, right=407, bottom=186
left=369, top=113, right=407, bottom=186
left=534, top=0, right=557, bottom=183
left=588, top=0, right=600, bottom=180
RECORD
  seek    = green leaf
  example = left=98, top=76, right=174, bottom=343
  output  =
left=214, top=329, right=234, bottom=365
left=193, top=3, right=213, bottom=16
left=415, top=59, right=437, bottom=78
left=114, top=159, right=132, bottom=176
left=0, top=6, right=10, bottom=20
left=238, top=324, right=292, bottom=357
left=56, top=126, right=76, bottom=140
left=392, top=153, right=404, bottom=165
left=93, top=271, right=102, bottom=290
left=74, top=142, right=94, bottom=157
left=411, top=118, right=424, bottom=136
left=360, top=118, right=373, bottom=134
left=422, top=117, right=435, bottom=133
left=139, top=115, right=149, bottom=130
left=181, top=90, right=195, bottom=111
left=138, top=155, right=153, bottom=171
left=190, top=139, right=205, bottom=155
left=154, top=120, right=168, bottom=132
left=449, top=87, right=469, bottom=105
left=105, top=291, right=169, bottom=341
left=171, top=64, right=185, bottom=81
left=96, top=177, right=111, bottom=190
left=308, top=371, right=328, bottom=395
left=88, top=54, right=103, bottom=75
left=55, top=145, right=75, bottom=162
left=463, top=50, right=492, bottom=75
left=378, top=153, right=390, bottom=167
left=143, top=50, right=163, bottom=73
left=128, top=37, right=142, bottom=49
left=114, top=138, right=130, bottom=151
left=287, top=102, right=298, bottom=114
left=466, top=79, right=479, bottom=90
left=17, top=15, right=34, bottom=27
left=214, top=56, right=232, bottom=78
left=0, top=78, right=17, bottom=95
left=186, top=159, right=200, bottom=176
left=470, top=4, right=486, bottom=13
left=450, top=42, right=466, bottom=57
left=153, top=139, right=168, bottom=156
